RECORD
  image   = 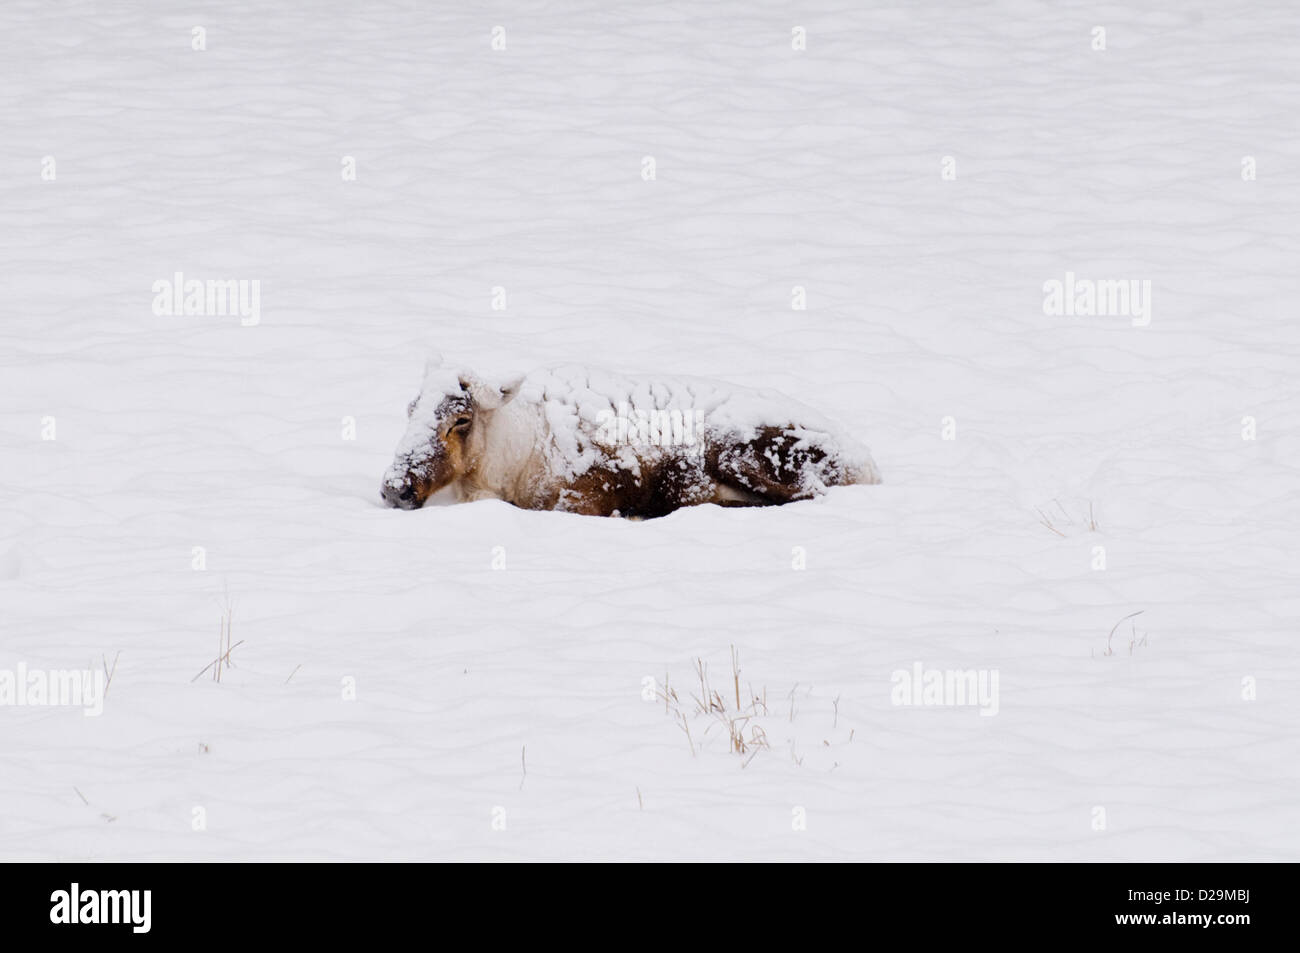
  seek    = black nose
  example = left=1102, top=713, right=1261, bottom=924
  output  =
left=382, top=482, right=419, bottom=509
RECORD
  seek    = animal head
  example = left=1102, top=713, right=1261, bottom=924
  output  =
left=381, top=357, right=522, bottom=509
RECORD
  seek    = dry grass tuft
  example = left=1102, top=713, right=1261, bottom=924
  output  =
left=660, top=645, right=774, bottom=761
left=1103, top=610, right=1147, bottom=657
left=191, top=598, right=243, bottom=683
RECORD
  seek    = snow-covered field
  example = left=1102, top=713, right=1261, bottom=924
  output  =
left=2, top=0, right=1298, bottom=861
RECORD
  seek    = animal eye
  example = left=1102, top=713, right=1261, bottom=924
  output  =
left=451, top=416, right=471, bottom=430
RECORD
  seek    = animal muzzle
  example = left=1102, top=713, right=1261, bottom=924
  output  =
left=381, top=481, right=421, bottom=509
left=381, top=463, right=425, bottom=509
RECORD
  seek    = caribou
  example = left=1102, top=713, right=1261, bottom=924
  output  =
left=381, top=358, right=880, bottom=518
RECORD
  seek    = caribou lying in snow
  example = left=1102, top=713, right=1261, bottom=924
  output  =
left=381, top=359, right=880, bottom=518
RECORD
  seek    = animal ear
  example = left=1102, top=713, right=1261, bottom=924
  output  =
left=455, top=372, right=491, bottom=407
left=496, top=376, right=524, bottom=406
left=457, top=372, right=521, bottom=410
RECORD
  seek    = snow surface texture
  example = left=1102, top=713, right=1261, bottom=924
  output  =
left=1, top=1, right=1298, bottom=861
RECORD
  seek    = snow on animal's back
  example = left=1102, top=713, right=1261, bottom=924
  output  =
left=519, top=364, right=881, bottom=485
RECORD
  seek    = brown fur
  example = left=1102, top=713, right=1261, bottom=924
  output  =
left=534, top=427, right=821, bottom=518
